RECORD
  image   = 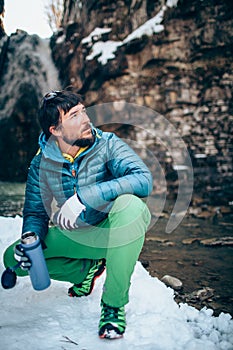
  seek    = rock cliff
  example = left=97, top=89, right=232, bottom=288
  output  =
left=0, top=0, right=232, bottom=206
left=50, top=0, right=233, bottom=204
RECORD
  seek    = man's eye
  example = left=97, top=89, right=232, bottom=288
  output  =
left=70, top=109, right=86, bottom=119
left=72, top=112, right=81, bottom=118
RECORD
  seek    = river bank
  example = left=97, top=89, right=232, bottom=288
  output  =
left=140, top=199, right=233, bottom=317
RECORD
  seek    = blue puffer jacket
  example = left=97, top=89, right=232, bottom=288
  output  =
left=22, top=128, right=153, bottom=240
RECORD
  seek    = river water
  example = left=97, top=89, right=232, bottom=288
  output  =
left=0, top=182, right=232, bottom=317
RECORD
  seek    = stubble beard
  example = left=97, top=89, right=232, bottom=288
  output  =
left=73, top=136, right=95, bottom=147
left=62, top=133, right=95, bottom=148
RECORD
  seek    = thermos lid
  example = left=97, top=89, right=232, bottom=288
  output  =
left=21, top=232, right=37, bottom=245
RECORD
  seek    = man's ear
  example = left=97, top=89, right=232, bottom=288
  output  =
left=49, top=125, right=61, bottom=137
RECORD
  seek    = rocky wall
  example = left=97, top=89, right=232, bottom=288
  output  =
left=50, top=0, right=233, bottom=205
left=0, top=0, right=232, bottom=207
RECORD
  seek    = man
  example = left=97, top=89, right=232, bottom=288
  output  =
left=3, top=90, right=152, bottom=339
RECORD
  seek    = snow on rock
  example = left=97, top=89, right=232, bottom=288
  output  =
left=0, top=216, right=233, bottom=350
left=86, top=40, right=123, bottom=65
left=81, top=27, right=112, bottom=45
left=123, top=8, right=165, bottom=44
left=166, top=0, right=179, bottom=8
left=82, top=0, right=179, bottom=65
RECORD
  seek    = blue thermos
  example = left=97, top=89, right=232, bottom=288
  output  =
left=21, top=232, right=51, bottom=291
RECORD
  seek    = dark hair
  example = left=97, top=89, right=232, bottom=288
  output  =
left=38, top=90, right=83, bottom=139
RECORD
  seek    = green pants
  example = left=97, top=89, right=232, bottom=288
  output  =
left=3, top=194, right=151, bottom=307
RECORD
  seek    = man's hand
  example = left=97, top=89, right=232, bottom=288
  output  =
left=14, top=244, right=31, bottom=270
left=57, top=194, right=86, bottom=230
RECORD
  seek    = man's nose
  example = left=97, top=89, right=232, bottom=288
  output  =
left=83, top=112, right=90, bottom=123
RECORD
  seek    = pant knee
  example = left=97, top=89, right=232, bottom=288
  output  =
left=112, top=194, right=151, bottom=228
left=104, top=195, right=151, bottom=248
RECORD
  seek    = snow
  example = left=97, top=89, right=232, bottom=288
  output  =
left=56, top=34, right=66, bottom=44
left=172, top=165, right=190, bottom=171
left=86, top=40, right=123, bottom=65
left=0, top=216, right=233, bottom=350
left=123, top=8, right=165, bottom=44
left=81, top=27, right=112, bottom=45
left=194, top=154, right=207, bottom=159
left=81, top=28, right=121, bottom=65
left=166, top=0, right=179, bottom=8
left=83, top=0, right=179, bottom=65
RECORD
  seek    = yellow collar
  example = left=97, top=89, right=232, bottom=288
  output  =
left=62, top=146, right=88, bottom=163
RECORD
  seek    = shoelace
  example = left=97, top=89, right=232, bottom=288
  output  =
left=102, top=304, right=125, bottom=322
left=104, top=306, right=119, bottom=319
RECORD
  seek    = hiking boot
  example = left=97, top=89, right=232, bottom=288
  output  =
left=98, top=301, right=126, bottom=339
left=68, top=259, right=105, bottom=297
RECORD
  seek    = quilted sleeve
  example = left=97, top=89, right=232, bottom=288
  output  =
left=22, top=154, right=52, bottom=240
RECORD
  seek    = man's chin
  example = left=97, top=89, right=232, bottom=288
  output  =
left=73, top=136, right=95, bottom=147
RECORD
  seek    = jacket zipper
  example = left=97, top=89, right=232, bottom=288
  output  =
left=71, top=167, right=76, bottom=194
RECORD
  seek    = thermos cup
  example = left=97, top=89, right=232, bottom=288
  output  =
left=21, top=232, right=51, bottom=291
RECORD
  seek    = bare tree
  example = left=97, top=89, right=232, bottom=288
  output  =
left=44, top=0, right=63, bottom=33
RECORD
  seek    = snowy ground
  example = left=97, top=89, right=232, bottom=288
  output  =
left=0, top=216, right=232, bottom=350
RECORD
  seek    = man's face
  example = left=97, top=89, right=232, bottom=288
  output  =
left=57, top=103, right=95, bottom=147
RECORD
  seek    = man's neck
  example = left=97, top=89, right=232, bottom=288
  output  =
left=57, top=138, right=80, bottom=158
